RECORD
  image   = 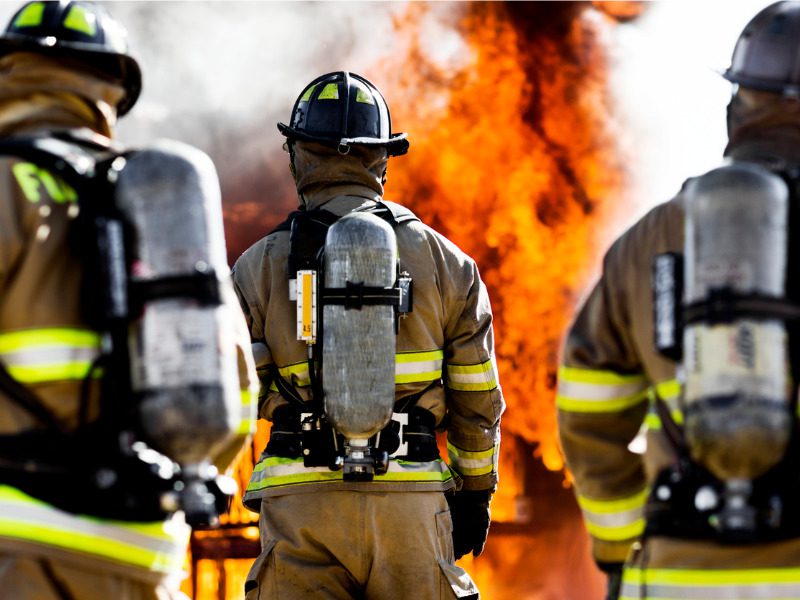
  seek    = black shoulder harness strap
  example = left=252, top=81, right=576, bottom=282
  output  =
left=271, top=199, right=420, bottom=413
left=270, top=199, right=420, bottom=235
left=359, top=199, right=420, bottom=227
left=0, top=131, right=115, bottom=191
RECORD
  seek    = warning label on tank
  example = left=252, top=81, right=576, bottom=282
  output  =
left=135, top=303, right=222, bottom=388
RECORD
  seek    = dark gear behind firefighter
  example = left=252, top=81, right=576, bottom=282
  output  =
left=557, top=2, right=800, bottom=599
left=0, top=1, right=257, bottom=598
left=233, top=70, right=505, bottom=600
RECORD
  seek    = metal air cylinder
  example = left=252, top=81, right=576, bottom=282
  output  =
left=322, top=212, right=397, bottom=441
left=115, top=140, right=241, bottom=469
left=683, top=161, right=792, bottom=481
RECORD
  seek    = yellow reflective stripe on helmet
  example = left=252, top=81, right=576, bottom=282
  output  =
left=621, top=566, right=800, bottom=600
left=12, top=163, right=78, bottom=204
left=447, top=441, right=497, bottom=477
left=63, top=4, right=97, bottom=36
left=446, top=358, right=498, bottom=392
left=576, top=488, right=648, bottom=542
left=355, top=88, right=375, bottom=105
left=13, top=2, right=44, bottom=27
left=300, top=84, right=318, bottom=102
left=246, top=455, right=452, bottom=491
left=0, top=485, right=189, bottom=574
left=0, top=328, right=101, bottom=384
left=395, top=350, right=443, bottom=384
left=557, top=366, right=648, bottom=413
left=318, top=83, right=339, bottom=100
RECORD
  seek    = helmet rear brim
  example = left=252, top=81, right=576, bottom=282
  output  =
left=278, top=122, right=409, bottom=157
left=723, top=68, right=800, bottom=97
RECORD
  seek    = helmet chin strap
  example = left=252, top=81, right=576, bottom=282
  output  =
left=286, top=140, right=298, bottom=181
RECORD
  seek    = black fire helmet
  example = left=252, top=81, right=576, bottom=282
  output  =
left=0, top=0, right=142, bottom=115
left=278, top=71, right=409, bottom=157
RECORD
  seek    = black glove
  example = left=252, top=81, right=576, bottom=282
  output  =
left=597, top=562, right=624, bottom=600
left=446, top=489, right=492, bottom=559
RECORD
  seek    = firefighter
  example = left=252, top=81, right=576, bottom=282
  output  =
left=233, top=71, right=504, bottom=599
left=557, top=2, right=800, bottom=599
left=0, top=1, right=256, bottom=598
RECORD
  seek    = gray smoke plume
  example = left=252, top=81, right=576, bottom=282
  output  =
left=0, top=1, right=408, bottom=260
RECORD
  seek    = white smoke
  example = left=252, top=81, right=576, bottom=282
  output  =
left=608, top=0, right=776, bottom=225
left=110, top=3, right=404, bottom=141
left=104, top=1, right=410, bottom=256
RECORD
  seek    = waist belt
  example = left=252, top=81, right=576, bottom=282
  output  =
left=645, top=460, right=800, bottom=544
left=0, top=429, right=174, bottom=522
left=267, top=405, right=439, bottom=464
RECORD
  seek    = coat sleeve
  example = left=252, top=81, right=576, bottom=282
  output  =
left=556, top=232, right=650, bottom=565
left=441, top=249, right=505, bottom=492
left=209, top=279, right=260, bottom=472
left=231, top=247, right=282, bottom=421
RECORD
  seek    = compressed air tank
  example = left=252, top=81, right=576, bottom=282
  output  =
left=683, top=162, right=792, bottom=481
left=115, top=139, right=241, bottom=467
left=322, top=212, right=397, bottom=440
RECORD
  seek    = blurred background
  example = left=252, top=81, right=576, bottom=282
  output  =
left=0, top=1, right=777, bottom=598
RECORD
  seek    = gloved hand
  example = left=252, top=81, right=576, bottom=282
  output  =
left=597, top=562, right=624, bottom=600
left=446, top=489, right=492, bottom=559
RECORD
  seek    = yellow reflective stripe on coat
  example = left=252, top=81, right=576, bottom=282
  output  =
left=0, top=485, right=189, bottom=574
left=576, top=488, right=648, bottom=542
left=446, top=358, right=498, bottom=392
left=238, top=386, right=258, bottom=434
left=646, top=378, right=684, bottom=430
left=270, top=351, right=444, bottom=390
left=447, top=440, right=498, bottom=477
left=0, top=328, right=101, bottom=384
left=395, top=350, right=443, bottom=384
left=63, top=4, right=97, bottom=36
left=556, top=366, right=648, bottom=413
left=620, top=566, right=800, bottom=599
left=245, top=456, right=452, bottom=491
left=270, top=361, right=311, bottom=390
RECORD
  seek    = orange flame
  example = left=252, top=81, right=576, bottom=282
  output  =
left=373, top=2, right=637, bottom=473
left=194, top=2, right=646, bottom=598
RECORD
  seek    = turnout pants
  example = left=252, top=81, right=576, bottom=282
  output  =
left=245, top=490, right=478, bottom=600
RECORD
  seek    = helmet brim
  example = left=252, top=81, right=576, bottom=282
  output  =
left=722, top=68, right=800, bottom=96
left=278, top=122, right=409, bottom=157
